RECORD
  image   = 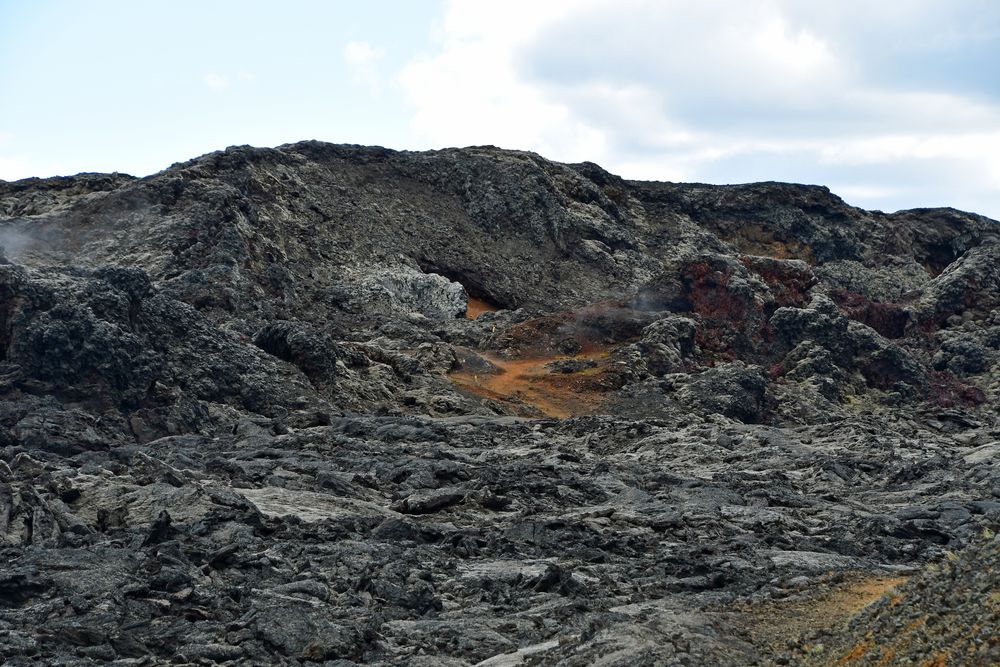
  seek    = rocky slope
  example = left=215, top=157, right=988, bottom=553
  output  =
left=0, top=142, right=997, bottom=665
left=796, top=535, right=999, bottom=666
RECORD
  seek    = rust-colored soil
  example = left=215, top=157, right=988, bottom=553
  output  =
left=827, top=613, right=932, bottom=667
left=490, top=302, right=646, bottom=358
left=725, top=574, right=907, bottom=662
left=466, top=297, right=499, bottom=320
left=834, top=576, right=909, bottom=616
left=450, top=351, right=614, bottom=418
left=722, top=222, right=816, bottom=263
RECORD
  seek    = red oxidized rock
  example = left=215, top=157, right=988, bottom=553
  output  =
left=830, top=289, right=910, bottom=339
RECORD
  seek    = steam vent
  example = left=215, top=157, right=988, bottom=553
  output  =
left=0, top=142, right=998, bottom=665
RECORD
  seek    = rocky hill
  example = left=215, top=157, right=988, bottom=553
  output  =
left=0, top=142, right=997, bottom=665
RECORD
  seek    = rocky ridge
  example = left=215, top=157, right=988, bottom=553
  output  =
left=0, top=142, right=997, bottom=665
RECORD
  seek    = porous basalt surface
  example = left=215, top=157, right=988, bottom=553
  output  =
left=0, top=142, right=998, bottom=665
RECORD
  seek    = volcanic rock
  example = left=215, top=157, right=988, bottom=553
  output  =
left=0, top=141, right=998, bottom=665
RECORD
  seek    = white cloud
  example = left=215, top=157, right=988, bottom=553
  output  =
left=817, top=131, right=1000, bottom=168
left=398, top=0, right=609, bottom=160
left=203, top=71, right=256, bottom=91
left=203, top=73, right=230, bottom=90
left=344, top=41, right=385, bottom=93
left=397, top=0, right=1000, bottom=218
left=834, top=185, right=906, bottom=202
left=0, top=155, right=59, bottom=181
left=0, top=157, right=28, bottom=181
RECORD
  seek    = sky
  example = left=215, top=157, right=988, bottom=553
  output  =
left=2, top=0, right=999, bottom=219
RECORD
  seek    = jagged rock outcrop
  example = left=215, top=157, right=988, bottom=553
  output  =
left=0, top=142, right=998, bottom=665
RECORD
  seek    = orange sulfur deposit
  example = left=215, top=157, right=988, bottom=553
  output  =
left=450, top=350, right=615, bottom=418
left=466, top=296, right=499, bottom=320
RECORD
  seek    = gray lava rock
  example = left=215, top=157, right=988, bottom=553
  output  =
left=679, top=362, right=770, bottom=423
left=348, top=265, right=468, bottom=320
left=0, top=141, right=997, bottom=666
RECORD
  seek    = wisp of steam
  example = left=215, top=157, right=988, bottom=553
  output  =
left=0, top=226, right=35, bottom=263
